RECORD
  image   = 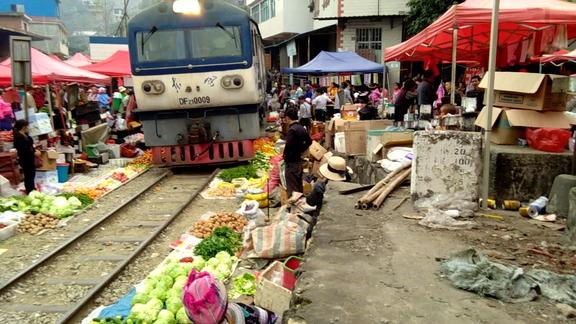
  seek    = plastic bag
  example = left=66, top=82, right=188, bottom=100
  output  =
left=526, top=128, right=571, bottom=153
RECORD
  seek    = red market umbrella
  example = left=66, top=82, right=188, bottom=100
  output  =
left=0, top=48, right=110, bottom=85
left=384, top=0, right=576, bottom=67
left=83, top=50, right=131, bottom=77
left=65, top=52, right=92, bottom=67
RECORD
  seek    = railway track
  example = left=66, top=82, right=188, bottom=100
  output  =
left=0, top=168, right=216, bottom=324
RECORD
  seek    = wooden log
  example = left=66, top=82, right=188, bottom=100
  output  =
left=372, top=168, right=412, bottom=210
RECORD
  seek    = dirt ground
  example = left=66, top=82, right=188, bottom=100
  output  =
left=286, top=182, right=575, bottom=324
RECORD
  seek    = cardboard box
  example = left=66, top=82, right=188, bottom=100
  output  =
left=344, top=129, right=367, bottom=155
left=475, top=107, right=574, bottom=144
left=479, top=72, right=568, bottom=111
left=341, top=104, right=358, bottom=120
left=381, top=131, right=414, bottom=156
left=329, top=119, right=394, bottom=133
left=308, top=141, right=327, bottom=161
left=37, top=150, right=58, bottom=171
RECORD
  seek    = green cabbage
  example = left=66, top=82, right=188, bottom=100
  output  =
left=155, top=275, right=174, bottom=290
left=166, top=296, right=183, bottom=314
left=67, top=196, right=82, bottom=208
left=146, top=297, right=164, bottom=312
left=175, top=307, right=192, bottom=324
left=149, top=287, right=167, bottom=301
left=129, top=303, right=158, bottom=323
left=191, top=256, right=205, bottom=271
left=132, top=292, right=150, bottom=305
left=155, top=309, right=176, bottom=324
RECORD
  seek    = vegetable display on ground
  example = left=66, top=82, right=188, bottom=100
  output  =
left=217, top=165, right=259, bottom=182
left=189, top=212, right=247, bottom=238
left=193, top=227, right=242, bottom=260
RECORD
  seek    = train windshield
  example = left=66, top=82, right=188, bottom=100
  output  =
left=136, top=26, right=243, bottom=63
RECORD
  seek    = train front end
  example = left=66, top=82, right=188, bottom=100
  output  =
left=128, top=0, right=266, bottom=165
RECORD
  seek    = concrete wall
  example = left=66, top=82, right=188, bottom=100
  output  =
left=339, top=17, right=403, bottom=62
left=29, top=19, right=68, bottom=55
left=89, top=36, right=128, bottom=61
left=0, top=14, right=30, bottom=31
left=0, top=0, right=60, bottom=17
left=251, top=0, right=315, bottom=40
left=316, top=0, right=409, bottom=18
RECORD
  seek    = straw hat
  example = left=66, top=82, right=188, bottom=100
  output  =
left=319, top=156, right=352, bottom=181
left=118, top=86, right=127, bottom=92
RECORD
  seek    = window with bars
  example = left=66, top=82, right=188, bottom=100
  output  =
left=260, top=0, right=269, bottom=21
left=250, top=0, right=275, bottom=23
left=251, top=5, right=260, bottom=23
left=356, top=28, right=382, bottom=50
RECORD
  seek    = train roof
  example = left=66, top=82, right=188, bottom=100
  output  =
left=129, top=0, right=250, bottom=29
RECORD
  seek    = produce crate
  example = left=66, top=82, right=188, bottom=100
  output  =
left=0, top=220, right=18, bottom=241
left=254, top=261, right=293, bottom=316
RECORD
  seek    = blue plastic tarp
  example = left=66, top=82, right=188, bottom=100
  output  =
left=281, top=51, right=385, bottom=74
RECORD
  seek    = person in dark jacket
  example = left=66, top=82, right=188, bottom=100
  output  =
left=13, top=120, right=39, bottom=193
left=394, top=79, right=418, bottom=124
left=283, top=107, right=312, bottom=197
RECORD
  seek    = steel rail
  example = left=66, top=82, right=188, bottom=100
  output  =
left=57, top=169, right=218, bottom=324
left=0, top=169, right=170, bottom=292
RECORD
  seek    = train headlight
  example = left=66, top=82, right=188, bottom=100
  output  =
left=221, top=75, right=244, bottom=89
left=173, top=0, right=202, bottom=15
left=142, top=80, right=165, bottom=95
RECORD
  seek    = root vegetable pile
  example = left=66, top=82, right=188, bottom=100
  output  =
left=190, top=213, right=247, bottom=238
left=19, top=214, right=59, bottom=234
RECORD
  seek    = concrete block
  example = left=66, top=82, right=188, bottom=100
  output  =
left=566, top=187, right=576, bottom=244
left=489, top=145, right=572, bottom=202
left=335, top=153, right=388, bottom=185
left=548, top=174, right=576, bottom=218
left=411, top=131, right=483, bottom=208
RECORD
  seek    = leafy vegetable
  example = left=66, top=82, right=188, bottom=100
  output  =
left=156, top=309, right=176, bottom=324
left=228, top=273, right=257, bottom=299
left=250, top=152, right=271, bottom=171
left=202, top=251, right=237, bottom=281
left=193, top=227, right=242, bottom=260
left=175, top=307, right=192, bottom=324
left=217, top=165, right=259, bottom=182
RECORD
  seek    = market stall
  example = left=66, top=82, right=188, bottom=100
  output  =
left=80, top=137, right=313, bottom=323
left=0, top=48, right=110, bottom=85
left=82, top=51, right=131, bottom=77
left=65, top=53, right=93, bottom=67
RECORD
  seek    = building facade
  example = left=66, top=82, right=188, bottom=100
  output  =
left=0, top=0, right=68, bottom=56
left=247, top=0, right=337, bottom=71
left=315, top=0, right=408, bottom=63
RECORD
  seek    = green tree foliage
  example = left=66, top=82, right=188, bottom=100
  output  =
left=405, top=0, right=465, bottom=37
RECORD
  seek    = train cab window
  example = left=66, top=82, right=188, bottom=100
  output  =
left=137, top=30, right=187, bottom=62
left=136, top=26, right=243, bottom=63
left=189, top=26, right=242, bottom=59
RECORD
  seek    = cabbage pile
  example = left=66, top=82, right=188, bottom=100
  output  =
left=127, top=251, right=236, bottom=323
left=0, top=191, right=86, bottom=219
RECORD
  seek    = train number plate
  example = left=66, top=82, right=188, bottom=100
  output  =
left=178, top=96, right=211, bottom=105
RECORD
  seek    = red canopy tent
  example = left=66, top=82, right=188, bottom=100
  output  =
left=384, top=0, right=576, bottom=67
left=82, top=51, right=131, bottom=77
left=0, top=48, right=110, bottom=85
left=65, top=52, right=92, bottom=67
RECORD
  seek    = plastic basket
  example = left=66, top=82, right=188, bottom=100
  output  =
left=282, top=256, right=303, bottom=290
left=0, top=220, right=18, bottom=241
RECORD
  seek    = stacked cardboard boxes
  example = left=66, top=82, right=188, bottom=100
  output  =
left=0, top=152, right=20, bottom=185
left=475, top=72, right=575, bottom=144
left=325, top=119, right=394, bottom=155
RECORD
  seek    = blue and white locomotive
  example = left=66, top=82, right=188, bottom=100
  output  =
left=128, top=0, right=266, bottom=165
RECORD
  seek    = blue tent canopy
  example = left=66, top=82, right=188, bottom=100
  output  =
left=281, top=51, right=385, bottom=74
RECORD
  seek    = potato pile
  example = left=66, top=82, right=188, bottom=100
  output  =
left=190, top=212, right=247, bottom=238
left=19, top=214, right=59, bottom=234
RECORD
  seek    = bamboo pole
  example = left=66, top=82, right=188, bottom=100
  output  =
left=359, top=163, right=410, bottom=204
left=372, top=168, right=411, bottom=210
